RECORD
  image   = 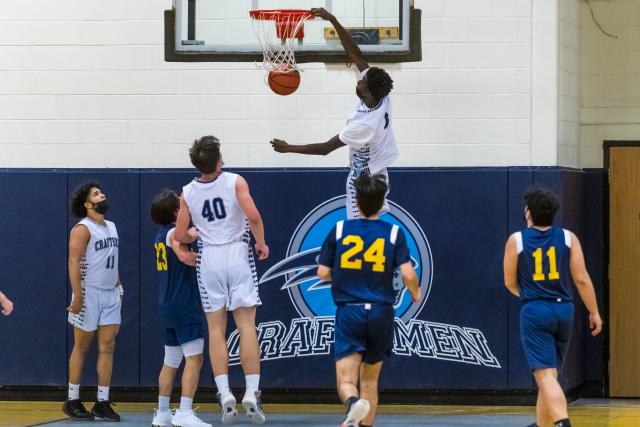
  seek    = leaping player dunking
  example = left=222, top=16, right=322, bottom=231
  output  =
left=270, top=7, right=397, bottom=219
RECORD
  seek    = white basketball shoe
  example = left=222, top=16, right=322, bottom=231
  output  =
left=216, top=393, right=238, bottom=425
left=171, top=408, right=212, bottom=427
left=339, top=399, right=370, bottom=427
left=242, top=390, right=266, bottom=425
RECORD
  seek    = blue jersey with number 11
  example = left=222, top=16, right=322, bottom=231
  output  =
left=318, top=219, right=411, bottom=305
left=516, top=226, right=573, bottom=302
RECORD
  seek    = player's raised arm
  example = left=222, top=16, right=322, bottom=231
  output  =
left=270, top=134, right=345, bottom=156
left=311, top=7, right=369, bottom=72
left=503, top=233, right=520, bottom=297
left=173, top=194, right=192, bottom=244
left=235, top=176, right=269, bottom=260
left=67, top=224, right=90, bottom=314
left=568, top=232, right=602, bottom=336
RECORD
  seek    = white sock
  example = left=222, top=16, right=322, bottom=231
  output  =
left=158, top=395, right=170, bottom=412
left=97, top=386, right=109, bottom=402
left=215, top=374, right=231, bottom=396
left=179, top=396, right=193, bottom=412
left=245, top=374, right=260, bottom=396
left=68, top=383, right=80, bottom=400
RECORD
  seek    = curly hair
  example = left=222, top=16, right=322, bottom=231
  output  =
left=189, top=135, right=221, bottom=174
left=524, top=188, right=560, bottom=227
left=150, top=189, right=179, bottom=226
left=365, top=67, right=394, bottom=100
left=71, top=181, right=101, bottom=218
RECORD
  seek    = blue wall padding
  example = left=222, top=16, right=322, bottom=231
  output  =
left=0, top=172, right=69, bottom=385
left=0, top=168, right=604, bottom=392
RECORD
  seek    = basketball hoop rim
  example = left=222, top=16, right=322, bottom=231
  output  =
left=249, top=9, right=315, bottom=21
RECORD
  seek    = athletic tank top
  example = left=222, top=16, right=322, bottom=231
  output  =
left=182, top=172, right=249, bottom=246
left=516, top=226, right=573, bottom=302
left=77, top=218, right=119, bottom=290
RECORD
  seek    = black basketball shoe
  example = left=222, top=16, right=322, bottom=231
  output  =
left=91, top=400, right=121, bottom=422
left=62, top=399, right=94, bottom=421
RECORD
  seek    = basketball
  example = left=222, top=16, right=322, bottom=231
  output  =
left=268, top=69, right=301, bottom=96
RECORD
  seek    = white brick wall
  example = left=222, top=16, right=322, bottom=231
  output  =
left=558, top=0, right=580, bottom=167
left=0, top=0, right=544, bottom=168
left=580, top=0, right=640, bottom=168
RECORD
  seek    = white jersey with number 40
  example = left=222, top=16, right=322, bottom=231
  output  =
left=182, top=172, right=249, bottom=246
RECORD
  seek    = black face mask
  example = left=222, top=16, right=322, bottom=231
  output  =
left=93, top=200, right=109, bottom=215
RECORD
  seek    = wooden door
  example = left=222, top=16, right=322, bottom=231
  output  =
left=609, top=146, right=640, bottom=396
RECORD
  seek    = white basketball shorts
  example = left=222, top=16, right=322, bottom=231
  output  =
left=68, top=286, right=122, bottom=332
left=196, top=241, right=261, bottom=312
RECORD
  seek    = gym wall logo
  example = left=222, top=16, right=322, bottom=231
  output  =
left=228, top=196, right=500, bottom=369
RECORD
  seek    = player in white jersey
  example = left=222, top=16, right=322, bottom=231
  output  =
left=63, top=182, right=123, bottom=422
left=175, top=136, right=269, bottom=425
left=270, top=7, right=397, bottom=219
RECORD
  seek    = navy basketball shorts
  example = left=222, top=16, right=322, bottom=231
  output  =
left=520, top=300, right=574, bottom=371
left=334, top=303, right=395, bottom=364
left=164, top=323, right=204, bottom=347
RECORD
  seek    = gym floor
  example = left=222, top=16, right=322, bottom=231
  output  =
left=3, top=399, right=639, bottom=427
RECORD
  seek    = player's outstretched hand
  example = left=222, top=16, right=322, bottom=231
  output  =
left=1, top=296, right=14, bottom=316
left=310, top=8, right=334, bottom=21
left=589, top=311, right=603, bottom=336
left=67, top=296, right=83, bottom=315
left=255, top=242, right=269, bottom=260
left=270, top=138, right=290, bottom=153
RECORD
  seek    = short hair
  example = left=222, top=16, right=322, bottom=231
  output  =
left=355, top=173, right=388, bottom=218
left=71, top=181, right=101, bottom=218
left=150, top=189, right=179, bottom=226
left=189, top=135, right=221, bottom=174
left=365, top=67, right=394, bottom=100
left=524, top=188, right=560, bottom=227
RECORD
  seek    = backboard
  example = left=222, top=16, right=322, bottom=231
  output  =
left=165, top=0, right=421, bottom=63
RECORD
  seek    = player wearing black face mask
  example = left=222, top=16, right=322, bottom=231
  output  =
left=92, top=199, right=110, bottom=215
left=64, top=182, right=123, bottom=422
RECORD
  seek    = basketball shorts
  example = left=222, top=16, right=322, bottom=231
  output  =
left=346, top=167, right=390, bottom=219
left=196, top=241, right=261, bottom=312
left=68, top=286, right=122, bottom=332
left=164, top=323, right=204, bottom=347
left=520, top=300, right=574, bottom=371
left=334, top=303, right=395, bottom=364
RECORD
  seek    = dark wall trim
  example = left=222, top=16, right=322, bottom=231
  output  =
left=164, top=8, right=422, bottom=64
left=0, top=385, right=543, bottom=405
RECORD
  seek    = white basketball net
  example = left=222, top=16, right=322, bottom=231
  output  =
left=250, top=10, right=314, bottom=73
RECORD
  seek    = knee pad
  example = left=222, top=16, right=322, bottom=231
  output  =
left=164, top=345, right=183, bottom=368
left=181, top=338, right=204, bottom=358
